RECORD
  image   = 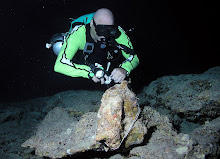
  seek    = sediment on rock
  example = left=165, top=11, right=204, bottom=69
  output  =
left=138, top=66, right=220, bottom=133
left=1, top=67, right=219, bottom=159
left=21, top=81, right=146, bottom=158
left=96, top=81, right=145, bottom=150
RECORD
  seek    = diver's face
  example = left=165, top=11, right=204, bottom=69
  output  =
left=90, top=20, right=105, bottom=42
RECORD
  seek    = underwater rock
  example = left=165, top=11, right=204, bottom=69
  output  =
left=129, top=106, right=194, bottom=159
left=96, top=81, right=145, bottom=150
left=96, top=84, right=123, bottom=149
left=130, top=131, right=194, bottom=159
left=22, top=107, right=98, bottom=158
left=0, top=89, right=103, bottom=159
left=21, top=81, right=145, bottom=158
left=1, top=66, right=219, bottom=159
left=129, top=104, right=220, bottom=159
left=189, top=116, right=220, bottom=158
left=0, top=107, right=23, bottom=123
left=139, top=66, right=220, bottom=126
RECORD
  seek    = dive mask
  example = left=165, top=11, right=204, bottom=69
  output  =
left=93, top=19, right=120, bottom=39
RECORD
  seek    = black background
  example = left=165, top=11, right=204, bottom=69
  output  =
left=1, top=0, right=219, bottom=101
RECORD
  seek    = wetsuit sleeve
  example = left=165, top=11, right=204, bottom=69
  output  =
left=54, top=26, right=92, bottom=79
left=116, top=27, right=139, bottom=75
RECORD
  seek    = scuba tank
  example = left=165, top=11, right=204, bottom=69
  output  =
left=46, top=13, right=95, bottom=56
left=46, top=33, right=67, bottom=56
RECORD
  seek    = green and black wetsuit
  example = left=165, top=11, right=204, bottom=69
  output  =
left=54, top=24, right=139, bottom=79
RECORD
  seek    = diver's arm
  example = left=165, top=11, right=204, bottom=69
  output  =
left=54, top=26, right=93, bottom=79
left=54, top=53, right=93, bottom=79
left=120, top=54, right=139, bottom=75
left=116, top=28, right=140, bottom=75
left=110, top=28, right=140, bottom=83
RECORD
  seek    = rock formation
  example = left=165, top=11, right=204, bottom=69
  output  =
left=1, top=67, right=219, bottom=158
left=129, top=106, right=194, bottom=159
left=96, top=81, right=145, bottom=150
left=22, top=81, right=146, bottom=158
left=21, top=107, right=98, bottom=158
left=138, top=67, right=220, bottom=133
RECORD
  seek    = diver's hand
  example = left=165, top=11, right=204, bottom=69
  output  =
left=92, top=74, right=110, bottom=85
left=110, top=68, right=127, bottom=83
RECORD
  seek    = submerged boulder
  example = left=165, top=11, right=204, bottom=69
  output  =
left=129, top=106, right=194, bottom=159
left=189, top=116, right=220, bottom=158
left=129, top=106, right=220, bottom=159
left=139, top=66, right=220, bottom=128
left=22, top=81, right=146, bottom=158
left=21, top=67, right=220, bottom=158
left=96, top=81, right=145, bottom=150
left=21, top=107, right=98, bottom=158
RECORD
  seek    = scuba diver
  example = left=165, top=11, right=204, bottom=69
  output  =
left=47, top=8, right=139, bottom=85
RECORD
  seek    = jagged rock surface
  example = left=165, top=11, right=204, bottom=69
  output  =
left=22, top=81, right=147, bottom=158
left=129, top=106, right=194, bottom=159
left=138, top=66, right=220, bottom=132
left=96, top=81, right=145, bottom=150
left=189, top=117, right=220, bottom=158
left=22, top=107, right=98, bottom=158
left=1, top=67, right=219, bottom=159
left=128, top=103, right=220, bottom=159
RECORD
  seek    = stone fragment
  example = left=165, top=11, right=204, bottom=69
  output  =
left=129, top=106, right=194, bottom=159
left=96, top=81, right=144, bottom=150
left=189, top=117, right=220, bottom=158
left=22, top=107, right=98, bottom=158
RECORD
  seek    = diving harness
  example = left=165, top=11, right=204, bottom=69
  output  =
left=84, top=36, right=136, bottom=85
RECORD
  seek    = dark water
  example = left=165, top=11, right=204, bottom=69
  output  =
left=1, top=0, right=219, bottom=102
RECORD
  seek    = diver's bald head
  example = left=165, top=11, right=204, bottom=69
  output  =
left=93, top=8, right=114, bottom=25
